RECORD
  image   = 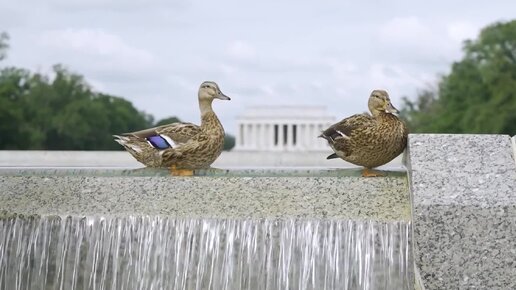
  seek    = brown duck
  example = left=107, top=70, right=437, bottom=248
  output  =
left=319, top=90, right=408, bottom=177
left=113, top=81, right=230, bottom=175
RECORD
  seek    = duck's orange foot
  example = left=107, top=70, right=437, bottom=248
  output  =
left=361, top=168, right=385, bottom=177
left=170, top=165, right=194, bottom=176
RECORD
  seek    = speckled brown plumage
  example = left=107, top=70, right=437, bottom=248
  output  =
left=113, top=81, right=229, bottom=169
left=320, top=90, right=408, bottom=172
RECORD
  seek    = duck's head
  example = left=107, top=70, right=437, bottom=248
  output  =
left=198, top=81, right=231, bottom=101
left=368, top=89, right=399, bottom=115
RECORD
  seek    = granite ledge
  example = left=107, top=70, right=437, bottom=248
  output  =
left=0, top=175, right=410, bottom=222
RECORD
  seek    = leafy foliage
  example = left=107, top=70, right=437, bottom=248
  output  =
left=401, top=20, right=516, bottom=135
left=224, top=134, right=235, bottom=151
left=0, top=65, right=153, bottom=150
left=0, top=32, right=236, bottom=151
left=155, top=116, right=181, bottom=126
left=0, top=32, right=8, bottom=61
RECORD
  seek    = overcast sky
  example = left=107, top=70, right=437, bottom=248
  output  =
left=1, top=0, right=515, bottom=134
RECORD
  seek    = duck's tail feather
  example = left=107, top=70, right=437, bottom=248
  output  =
left=113, top=135, right=144, bottom=153
left=326, top=153, right=339, bottom=159
left=319, top=133, right=334, bottom=143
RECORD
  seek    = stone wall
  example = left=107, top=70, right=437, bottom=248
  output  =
left=1, top=134, right=515, bottom=289
left=408, top=134, right=516, bottom=289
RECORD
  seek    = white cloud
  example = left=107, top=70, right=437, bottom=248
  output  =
left=368, top=63, right=430, bottom=88
left=376, top=16, right=468, bottom=67
left=447, top=21, right=479, bottom=43
left=3, top=0, right=516, bottom=134
left=38, top=28, right=155, bottom=69
left=226, top=41, right=256, bottom=60
left=379, top=16, right=431, bottom=45
left=46, top=0, right=188, bottom=12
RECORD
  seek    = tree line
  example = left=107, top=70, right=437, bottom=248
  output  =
left=400, top=20, right=516, bottom=135
left=0, top=34, right=235, bottom=150
left=1, top=20, right=514, bottom=151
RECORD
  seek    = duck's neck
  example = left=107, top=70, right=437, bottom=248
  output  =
left=199, top=98, right=214, bottom=118
left=371, top=109, right=384, bottom=118
left=199, top=99, right=223, bottom=132
left=373, top=110, right=398, bottom=122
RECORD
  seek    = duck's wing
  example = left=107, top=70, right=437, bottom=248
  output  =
left=155, top=123, right=202, bottom=143
left=113, top=122, right=202, bottom=167
left=320, top=113, right=376, bottom=157
left=122, top=122, right=202, bottom=144
left=320, top=113, right=374, bottom=142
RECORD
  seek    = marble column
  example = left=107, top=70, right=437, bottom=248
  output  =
left=305, top=123, right=311, bottom=150
left=242, top=123, right=246, bottom=149
left=260, top=122, right=267, bottom=150
left=262, top=123, right=268, bottom=150
left=271, top=123, right=279, bottom=149
left=254, top=123, right=260, bottom=150
left=308, top=124, right=314, bottom=149
left=248, top=123, right=254, bottom=150
left=253, top=123, right=258, bottom=150
left=259, top=123, right=265, bottom=150
left=266, top=123, right=270, bottom=149
left=305, top=123, right=309, bottom=149
left=254, top=123, right=259, bottom=150
left=238, top=124, right=243, bottom=148
left=301, top=124, right=306, bottom=149
left=314, top=123, right=323, bottom=149
left=272, top=123, right=277, bottom=149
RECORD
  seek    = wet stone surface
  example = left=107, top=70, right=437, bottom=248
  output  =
left=0, top=167, right=412, bottom=290
left=0, top=168, right=409, bottom=222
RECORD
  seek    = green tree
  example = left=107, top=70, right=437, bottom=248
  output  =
left=399, top=88, right=439, bottom=133
left=0, top=32, right=237, bottom=150
left=155, top=116, right=181, bottom=126
left=0, top=32, right=8, bottom=61
left=223, top=134, right=235, bottom=151
left=401, top=20, right=516, bottom=135
left=0, top=67, right=32, bottom=149
left=0, top=65, right=153, bottom=150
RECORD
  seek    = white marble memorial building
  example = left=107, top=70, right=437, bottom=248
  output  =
left=234, top=106, right=336, bottom=151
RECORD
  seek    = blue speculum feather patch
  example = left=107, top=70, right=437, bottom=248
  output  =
left=146, top=135, right=171, bottom=149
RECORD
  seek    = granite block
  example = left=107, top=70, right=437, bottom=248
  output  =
left=407, top=134, right=516, bottom=289
left=0, top=173, right=410, bottom=222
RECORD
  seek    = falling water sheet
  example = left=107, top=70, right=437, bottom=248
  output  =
left=0, top=216, right=412, bottom=290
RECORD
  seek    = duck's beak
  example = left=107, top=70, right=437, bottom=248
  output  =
left=216, top=91, right=231, bottom=100
left=385, top=102, right=399, bottom=114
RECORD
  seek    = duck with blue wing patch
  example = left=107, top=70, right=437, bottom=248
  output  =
left=114, top=81, right=230, bottom=175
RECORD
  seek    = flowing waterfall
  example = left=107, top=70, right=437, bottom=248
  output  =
left=0, top=216, right=411, bottom=290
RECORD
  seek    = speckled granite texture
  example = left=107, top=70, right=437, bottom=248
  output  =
left=0, top=174, right=410, bottom=221
left=407, top=134, right=516, bottom=290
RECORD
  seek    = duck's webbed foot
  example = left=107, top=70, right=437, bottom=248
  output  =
left=361, top=168, right=385, bottom=177
left=170, top=165, right=194, bottom=176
